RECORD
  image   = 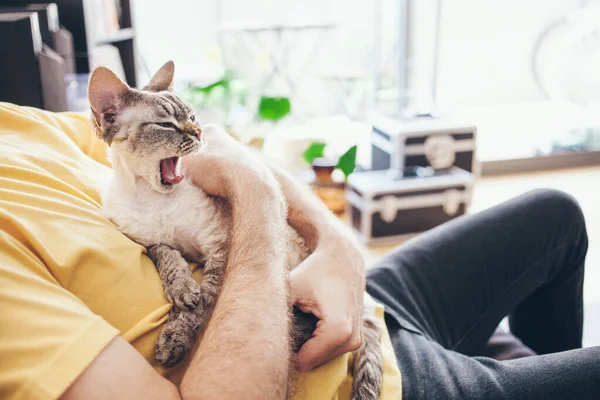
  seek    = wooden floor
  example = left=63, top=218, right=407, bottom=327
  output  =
left=359, top=166, right=600, bottom=346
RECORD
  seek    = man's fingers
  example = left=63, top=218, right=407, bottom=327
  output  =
left=295, top=336, right=344, bottom=373
left=295, top=318, right=360, bottom=372
left=291, top=261, right=364, bottom=372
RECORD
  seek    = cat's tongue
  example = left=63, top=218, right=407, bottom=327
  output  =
left=160, top=157, right=183, bottom=185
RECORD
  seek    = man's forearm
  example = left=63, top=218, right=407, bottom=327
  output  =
left=265, top=158, right=360, bottom=254
left=180, top=195, right=291, bottom=400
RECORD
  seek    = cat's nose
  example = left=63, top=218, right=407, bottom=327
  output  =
left=191, top=128, right=202, bottom=140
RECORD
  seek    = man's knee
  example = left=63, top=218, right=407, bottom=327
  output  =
left=528, top=189, right=585, bottom=225
left=525, top=189, right=588, bottom=252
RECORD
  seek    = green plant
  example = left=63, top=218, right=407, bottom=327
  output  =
left=302, top=141, right=326, bottom=164
left=178, top=70, right=251, bottom=121
left=193, top=71, right=233, bottom=96
left=336, top=145, right=357, bottom=179
left=257, top=96, right=291, bottom=122
left=303, top=141, right=358, bottom=180
left=179, top=68, right=292, bottom=128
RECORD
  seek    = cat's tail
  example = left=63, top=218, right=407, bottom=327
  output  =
left=351, top=294, right=384, bottom=400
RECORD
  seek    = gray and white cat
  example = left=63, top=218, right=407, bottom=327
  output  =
left=89, top=61, right=383, bottom=400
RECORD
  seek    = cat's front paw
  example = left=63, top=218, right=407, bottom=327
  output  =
left=166, top=277, right=202, bottom=311
left=156, top=313, right=195, bottom=366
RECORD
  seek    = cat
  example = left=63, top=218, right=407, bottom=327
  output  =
left=89, top=61, right=383, bottom=400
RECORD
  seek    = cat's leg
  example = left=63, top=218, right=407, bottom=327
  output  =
left=154, top=306, right=200, bottom=366
left=148, top=244, right=203, bottom=366
left=193, top=248, right=227, bottom=335
left=147, top=244, right=201, bottom=311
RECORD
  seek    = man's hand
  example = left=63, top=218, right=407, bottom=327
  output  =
left=260, top=157, right=367, bottom=372
left=291, top=235, right=365, bottom=372
left=182, top=124, right=281, bottom=204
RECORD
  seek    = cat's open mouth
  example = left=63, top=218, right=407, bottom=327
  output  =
left=160, top=156, right=183, bottom=185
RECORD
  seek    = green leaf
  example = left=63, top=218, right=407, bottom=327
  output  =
left=258, top=96, right=291, bottom=121
left=303, top=141, right=326, bottom=165
left=336, top=145, right=357, bottom=179
left=193, top=78, right=229, bottom=95
left=192, top=70, right=233, bottom=95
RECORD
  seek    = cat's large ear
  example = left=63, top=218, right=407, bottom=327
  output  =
left=88, top=66, right=130, bottom=131
left=144, top=61, right=175, bottom=92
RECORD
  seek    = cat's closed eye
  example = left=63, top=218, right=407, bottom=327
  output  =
left=155, top=122, right=177, bottom=129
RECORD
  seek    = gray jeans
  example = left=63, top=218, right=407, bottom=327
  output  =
left=367, top=189, right=599, bottom=399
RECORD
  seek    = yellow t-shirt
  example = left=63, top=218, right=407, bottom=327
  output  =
left=0, top=102, right=402, bottom=400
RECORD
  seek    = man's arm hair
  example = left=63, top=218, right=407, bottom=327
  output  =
left=179, top=185, right=291, bottom=400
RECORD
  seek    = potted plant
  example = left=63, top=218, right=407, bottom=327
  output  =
left=302, top=141, right=357, bottom=214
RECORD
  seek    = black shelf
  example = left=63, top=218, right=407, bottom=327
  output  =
left=5, top=0, right=137, bottom=87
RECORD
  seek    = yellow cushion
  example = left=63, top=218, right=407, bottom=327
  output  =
left=0, top=102, right=402, bottom=400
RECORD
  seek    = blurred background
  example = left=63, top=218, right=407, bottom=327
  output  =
left=3, top=0, right=600, bottom=169
left=1, top=0, right=600, bottom=343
